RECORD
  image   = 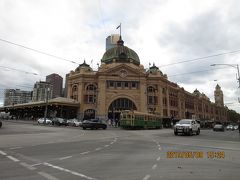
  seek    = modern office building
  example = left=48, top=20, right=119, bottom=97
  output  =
left=66, top=36, right=229, bottom=125
left=4, top=89, right=32, bottom=106
left=106, top=34, right=120, bottom=51
left=46, top=73, right=63, bottom=98
left=32, top=81, right=53, bottom=102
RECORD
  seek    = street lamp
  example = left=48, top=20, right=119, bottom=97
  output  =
left=44, top=87, right=50, bottom=124
left=210, top=64, right=240, bottom=88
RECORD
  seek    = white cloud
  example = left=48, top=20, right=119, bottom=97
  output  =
left=0, top=0, right=240, bottom=112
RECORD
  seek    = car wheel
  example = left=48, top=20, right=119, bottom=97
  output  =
left=189, top=129, right=193, bottom=136
left=82, top=127, right=86, bottom=130
left=174, top=131, right=178, bottom=135
left=103, top=126, right=106, bottom=130
left=196, top=129, right=200, bottom=135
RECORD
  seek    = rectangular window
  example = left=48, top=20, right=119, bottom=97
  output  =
left=124, top=82, right=129, bottom=88
left=109, top=81, right=114, bottom=87
left=117, top=82, right=122, bottom=88
left=132, top=82, right=136, bottom=88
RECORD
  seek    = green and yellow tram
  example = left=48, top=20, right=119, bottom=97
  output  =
left=120, top=110, right=162, bottom=129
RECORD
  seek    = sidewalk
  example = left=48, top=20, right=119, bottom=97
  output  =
left=2, top=119, right=37, bottom=125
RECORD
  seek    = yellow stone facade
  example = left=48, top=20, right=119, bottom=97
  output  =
left=67, top=38, right=228, bottom=124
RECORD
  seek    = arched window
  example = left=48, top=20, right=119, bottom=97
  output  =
left=72, top=85, right=78, bottom=101
left=147, top=86, right=155, bottom=93
left=84, top=109, right=95, bottom=120
left=86, top=84, right=97, bottom=91
left=72, top=85, right=78, bottom=92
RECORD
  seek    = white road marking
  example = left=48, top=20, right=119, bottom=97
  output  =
left=59, top=156, right=72, bottom=160
left=152, top=164, right=157, bottom=170
left=110, top=142, right=114, bottom=144
left=0, top=150, right=7, bottom=156
left=38, top=172, right=59, bottom=180
left=95, top=148, right=102, bottom=151
left=104, top=145, right=109, bottom=147
left=80, top=151, right=90, bottom=155
left=157, top=156, right=161, bottom=161
left=31, top=163, right=42, bottom=167
left=143, top=174, right=151, bottom=180
left=7, top=155, right=20, bottom=162
left=43, top=162, right=98, bottom=180
left=10, top=146, right=22, bottom=150
left=20, top=162, right=36, bottom=170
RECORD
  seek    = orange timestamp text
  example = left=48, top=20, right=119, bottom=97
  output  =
left=167, top=151, right=225, bottom=159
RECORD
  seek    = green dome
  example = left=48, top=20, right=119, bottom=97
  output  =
left=101, top=45, right=140, bottom=65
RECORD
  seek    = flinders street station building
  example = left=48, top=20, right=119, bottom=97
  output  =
left=66, top=36, right=228, bottom=126
left=0, top=35, right=228, bottom=126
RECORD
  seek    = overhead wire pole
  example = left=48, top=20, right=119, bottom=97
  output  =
left=210, top=64, right=240, bottom=88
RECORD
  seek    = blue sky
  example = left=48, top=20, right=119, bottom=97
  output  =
left=0, top=0, right=240, bottom=112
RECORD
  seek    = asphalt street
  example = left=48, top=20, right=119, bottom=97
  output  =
left=0, top=121, right=239, bottom=180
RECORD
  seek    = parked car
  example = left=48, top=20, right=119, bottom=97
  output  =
left=82, top=119, right=107, bottom=130
left=52, top=118, right=67, bottom=126
left=174, top=119, right=200, bottom=136
left=37, top=118, right=52, bottom=125
left=213, top=124, right=224, bottom=132
left=226, top=125, right=234, bottom=131
left=234, top=125, right=239, bottom=130
left=0, top=120, right=2, bottom=128
left=67, top=118, right=82, bottom=127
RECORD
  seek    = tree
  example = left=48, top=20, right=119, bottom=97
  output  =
left=228, top=109, right=240, bottom=123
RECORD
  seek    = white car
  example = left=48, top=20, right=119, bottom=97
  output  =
left=234, top=125, right=239, bottom=130
left=67, top=118, right=82, bottom=127
left=226, top=125, right=234, bottom=130
left=37, top=118, right=52, bottom=125
left=174, top=119, right=200, bottom=136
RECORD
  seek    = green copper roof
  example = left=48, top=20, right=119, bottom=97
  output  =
left=101, top=45, right=140, bottom=65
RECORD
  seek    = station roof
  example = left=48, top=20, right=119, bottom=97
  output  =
left=0, top=97, right=79, bottom=111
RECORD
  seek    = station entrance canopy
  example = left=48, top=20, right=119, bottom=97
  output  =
left=0, top=97, right=79, bottom=120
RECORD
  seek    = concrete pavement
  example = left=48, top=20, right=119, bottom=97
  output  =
left=0, top=121, right=239, bottom=180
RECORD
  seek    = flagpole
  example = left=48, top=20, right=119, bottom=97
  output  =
left=120, top=23, right=121, bottom=37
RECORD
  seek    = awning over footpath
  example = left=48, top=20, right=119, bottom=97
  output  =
left=0, top=97, right=80, bottom=119
left=0, top=97, right=79, bottom=111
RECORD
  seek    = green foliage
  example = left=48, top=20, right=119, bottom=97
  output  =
left=228, top=109, right=240, bottom=123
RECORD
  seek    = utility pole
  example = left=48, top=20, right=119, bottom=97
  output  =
left=44, top=87, right=50, bottom=124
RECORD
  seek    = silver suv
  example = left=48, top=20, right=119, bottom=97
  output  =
left=174, top=119, right=200, bottom=136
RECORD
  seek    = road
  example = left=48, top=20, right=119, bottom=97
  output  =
left=0, top=121, right=239, bottom=180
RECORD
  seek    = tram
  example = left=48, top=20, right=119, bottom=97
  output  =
left=120, top=110, right=162, bottom=129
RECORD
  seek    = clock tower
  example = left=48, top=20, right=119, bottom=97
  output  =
left=214, top=84, right=224, bottom=107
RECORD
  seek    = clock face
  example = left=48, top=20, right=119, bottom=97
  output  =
left=216, top=96, right=221, bottom=101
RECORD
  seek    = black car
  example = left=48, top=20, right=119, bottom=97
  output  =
left=213, top=124, right=224, bottom=132
left=0, top=120, right=2, bottom=128
left=82, top=119, right=107, bottom=130
left=52, top=118, right=68, bottom=126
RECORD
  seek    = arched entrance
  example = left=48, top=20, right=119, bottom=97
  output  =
left=108, top=98, right=137, bottom=122
left=84, top=109, right=95, bottom=120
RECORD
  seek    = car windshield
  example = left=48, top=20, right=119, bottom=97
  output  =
left=178, top=120, right=191, bottom=124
